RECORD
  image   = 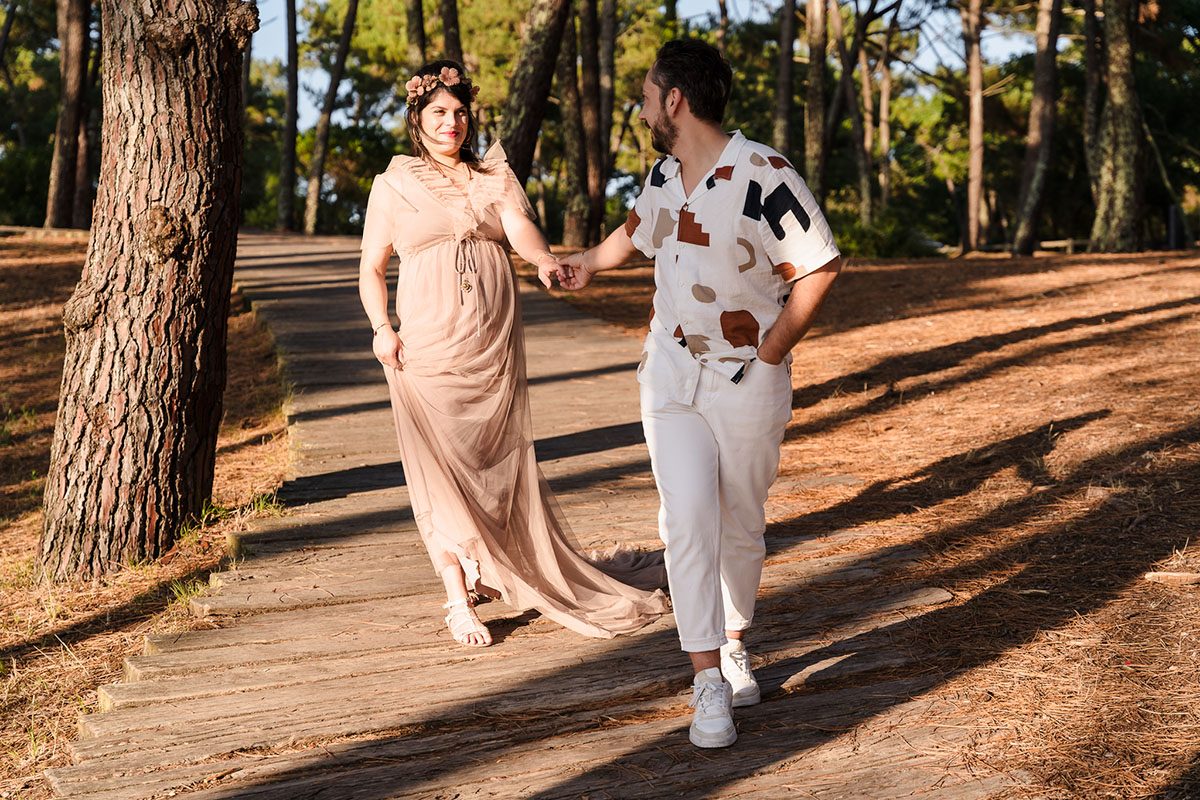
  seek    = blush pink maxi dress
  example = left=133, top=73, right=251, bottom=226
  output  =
left=360, top=145, right=668, bottom=638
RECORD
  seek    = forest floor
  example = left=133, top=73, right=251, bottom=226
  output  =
left=0, top=233, right=290, bottom=798
left=515, top=248, right=1200, bottom=797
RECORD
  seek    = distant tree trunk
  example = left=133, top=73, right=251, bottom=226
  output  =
left=303, top=0, right=359, bottom=236
left=277, top=0, right=298, bottom=231
left=41, top=0, right=258, bottom=581
left=1082, top=0, right=1102, bottom=201
left=442, top=0, right=462, bottom=63
left=1088, top=0, right=1141, bottom=252
left=716, top=0, right=729, bottom=54
left=857, top=42, right=874, bottom=173
left=960, top=0, right=984, bottom=251
left=877, top=8, right=899, bottom=211
left=71, top=16, right=100, bottom=229
left=45, top=0, right=89, bottom=229
left=499, top=0, right=572, bottom=184
left=1012, top=0, right=1062, bottom=255
left=0, top=0, right=19, bottom=70
left=578, top=0, right=604, bottom=244
left=557, top=7, right=589, bottom=247
left=407, top=0, right=426, bottom=69
left=599, top=0, right=616, bottom=172
left=773, top=0, right=796, bottom=156
left=804, top=0, right=826, bottom=202
left=240, top=23, right=252, bottom=125
left=829, top=0, right=873, bottom=226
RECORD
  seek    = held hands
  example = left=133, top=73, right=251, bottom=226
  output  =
left=534, top=253, right=569, bottom=290
left=556, top=251, right=594, bottom=291
left=372, top=327, right=404, bottom=369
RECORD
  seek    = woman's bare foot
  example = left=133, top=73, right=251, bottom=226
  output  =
left=443, top=598, right=492, bottom=647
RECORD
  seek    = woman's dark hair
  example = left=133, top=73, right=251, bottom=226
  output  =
left=650, top=39, right=732, bottom=125
left=404, top=59, right=484, bottom=170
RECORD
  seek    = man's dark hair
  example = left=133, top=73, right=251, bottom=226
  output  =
left=650, top=39, right=733, bottom=125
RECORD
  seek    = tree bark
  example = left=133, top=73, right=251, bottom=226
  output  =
left=878, top=8, right=899, bottom=210
left=557, top=6, right=589, bottom=248
left=276, top=0, right=298, bottom=231
left=960, top=0, right=984, bottom=251
left=0, top=0, right=19, bottom=71
left=804, top=0, right=827, bottom=202
left=407, top=0, right=426, bottom=69
left=441, top=0, right=462, bottom=63
left=41, top=0, right=258, bottom=581
left=303, top=0, right=359, bottom=236
left=45, top=0, right=89, bottom=229
left=1088, top=0, right=1141, bottom=252
left=240, top=21, right=252, bottom=125
left=499, top=0, right=572, bottom=185
left=578, top=0, right=604, bottom=244
left=1082, top=0, right=1102, bottom=201
left=858, top=40, right=874, bottom=171
left=773, top=0, right=796, bottom=156
left=1012, top=0, right=1062, bottom=255
left=599, top=0, right=616, bottom=173
left=71, top=14, right=100, bottom=230
left=829, top=0, right=874, bottom=226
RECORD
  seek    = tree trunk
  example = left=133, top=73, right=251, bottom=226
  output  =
left=716, top=0, right=729, bottom=55
left=499, top=0, right=572, bottom=185
left=578, top=0, right=604, bottom=244
left=829, top=0, right=873, bottom=226
left=664, top=0, right=678, bottom=35
left=804, top=0, right=826, bottom=202
left=41, top=0, right=258, bottom=581
left=407, top=0, right=426, bottom=69
left=599, top=0, right=616, bottom=173
left=1082, top=0, right=1102, bottom=201
left=557, top=7, right=589, bottom=248
left=960, top=0, right=984, bottom=251
left=71, top=15, right=100, bottom=230
left=45, top=0, right=89, bottom=229
left=878, top=8, right=898, bottom=211
left=1011, top=0, right=1062, bottom=255
left=857, top=41, right=874, bottom=171
left=241, top=22, right=252, bottom=125
left=441, top=0, right=462, bottom=63
left=0, top=0, right=19, bottom=71
left=277, top=0, right=297, bottom=231
left=773, top=0, right=796, bottom=156
left=303, top=0, right=359, bottom=236
left=1088, top=0, right=1140, bottom=252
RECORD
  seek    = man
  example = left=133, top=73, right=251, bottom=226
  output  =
left=559, top=39, right=841, bottom=748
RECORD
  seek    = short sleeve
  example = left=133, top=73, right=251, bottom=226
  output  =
left=360, top=176, right=395, bottom=252
left=624, top=181, right=658, bottom=258
left=755, top=163, right=839, bottom=282
left=500, top=165, right=537, bottom=221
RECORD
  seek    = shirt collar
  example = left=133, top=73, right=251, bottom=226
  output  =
left=657, top=130, right=745, bottom=185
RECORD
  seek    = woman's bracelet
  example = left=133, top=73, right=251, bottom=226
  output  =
left=372, top=321, right=391, bottom=335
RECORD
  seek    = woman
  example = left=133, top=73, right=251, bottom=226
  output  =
left=358, top=61, right=668, bottom=647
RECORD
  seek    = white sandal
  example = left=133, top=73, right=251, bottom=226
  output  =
left=443, top=599, right=492, bottom=647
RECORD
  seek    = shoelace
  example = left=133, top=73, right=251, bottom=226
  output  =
left=689, top=681, right=729, bottom=715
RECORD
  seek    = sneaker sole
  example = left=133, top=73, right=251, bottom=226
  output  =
left=732, top=685, right=761, bottom=707
left=689, top=723, right=738, bottom=748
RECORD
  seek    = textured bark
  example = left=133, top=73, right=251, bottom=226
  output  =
left=804, top=0, right=826, bottom=202
left=441, top=0, right=462, bottom=64
left=599, top=0, right=615, bottom=173
left=557, top=8, right=589, bottom=248
left=498, top=0, right=572, bottom=185
left=1012, top=0, right=1062, bottom=255
left=1082, top=0, right=1102, bottom=201
left=72, top=16, right=100, bottom=230
left=1088, top=0, right=1141, bottom=252
left=406, top=0, right=426, bottom=69
left=41, top=0, right=258, bottom=581
left=960, top=0, right=984, bottom=251
left=303, top=0, right=358, bottom=236
left=578, top=0, right=604, bottom=243
left=773, top=0, right=796, bottom=156
left=45, top=0, right=89, bottom=229
left=277, top=0, right=297, bottom=230
left=829, top=0, right=874, bottom=226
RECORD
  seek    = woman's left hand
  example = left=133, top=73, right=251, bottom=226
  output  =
left=535, top=255, right=563, bottom=289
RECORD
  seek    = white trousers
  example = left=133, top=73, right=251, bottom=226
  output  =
left=638, top=333, right=793, bottom=652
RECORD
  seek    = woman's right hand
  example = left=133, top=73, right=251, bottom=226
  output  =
left=373, top=327, right=404, bottom=369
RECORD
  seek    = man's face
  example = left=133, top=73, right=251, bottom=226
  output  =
left=638, top=71, right=678, bottom=155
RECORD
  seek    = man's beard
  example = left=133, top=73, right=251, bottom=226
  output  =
left=648, top=114, right=678, bottom=155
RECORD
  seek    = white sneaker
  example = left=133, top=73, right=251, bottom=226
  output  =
left=688, top=667, right=737, bottom=748
left=720, top=640, right=761, bottom=707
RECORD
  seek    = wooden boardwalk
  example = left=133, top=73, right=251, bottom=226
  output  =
left=45, top=234, right=1021, bottom=799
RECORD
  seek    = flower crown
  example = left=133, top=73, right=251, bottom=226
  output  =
left=404, top=66, right=480, bottom=106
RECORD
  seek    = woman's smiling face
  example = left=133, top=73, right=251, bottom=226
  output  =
left=419, top=89, right=469, bottom=160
